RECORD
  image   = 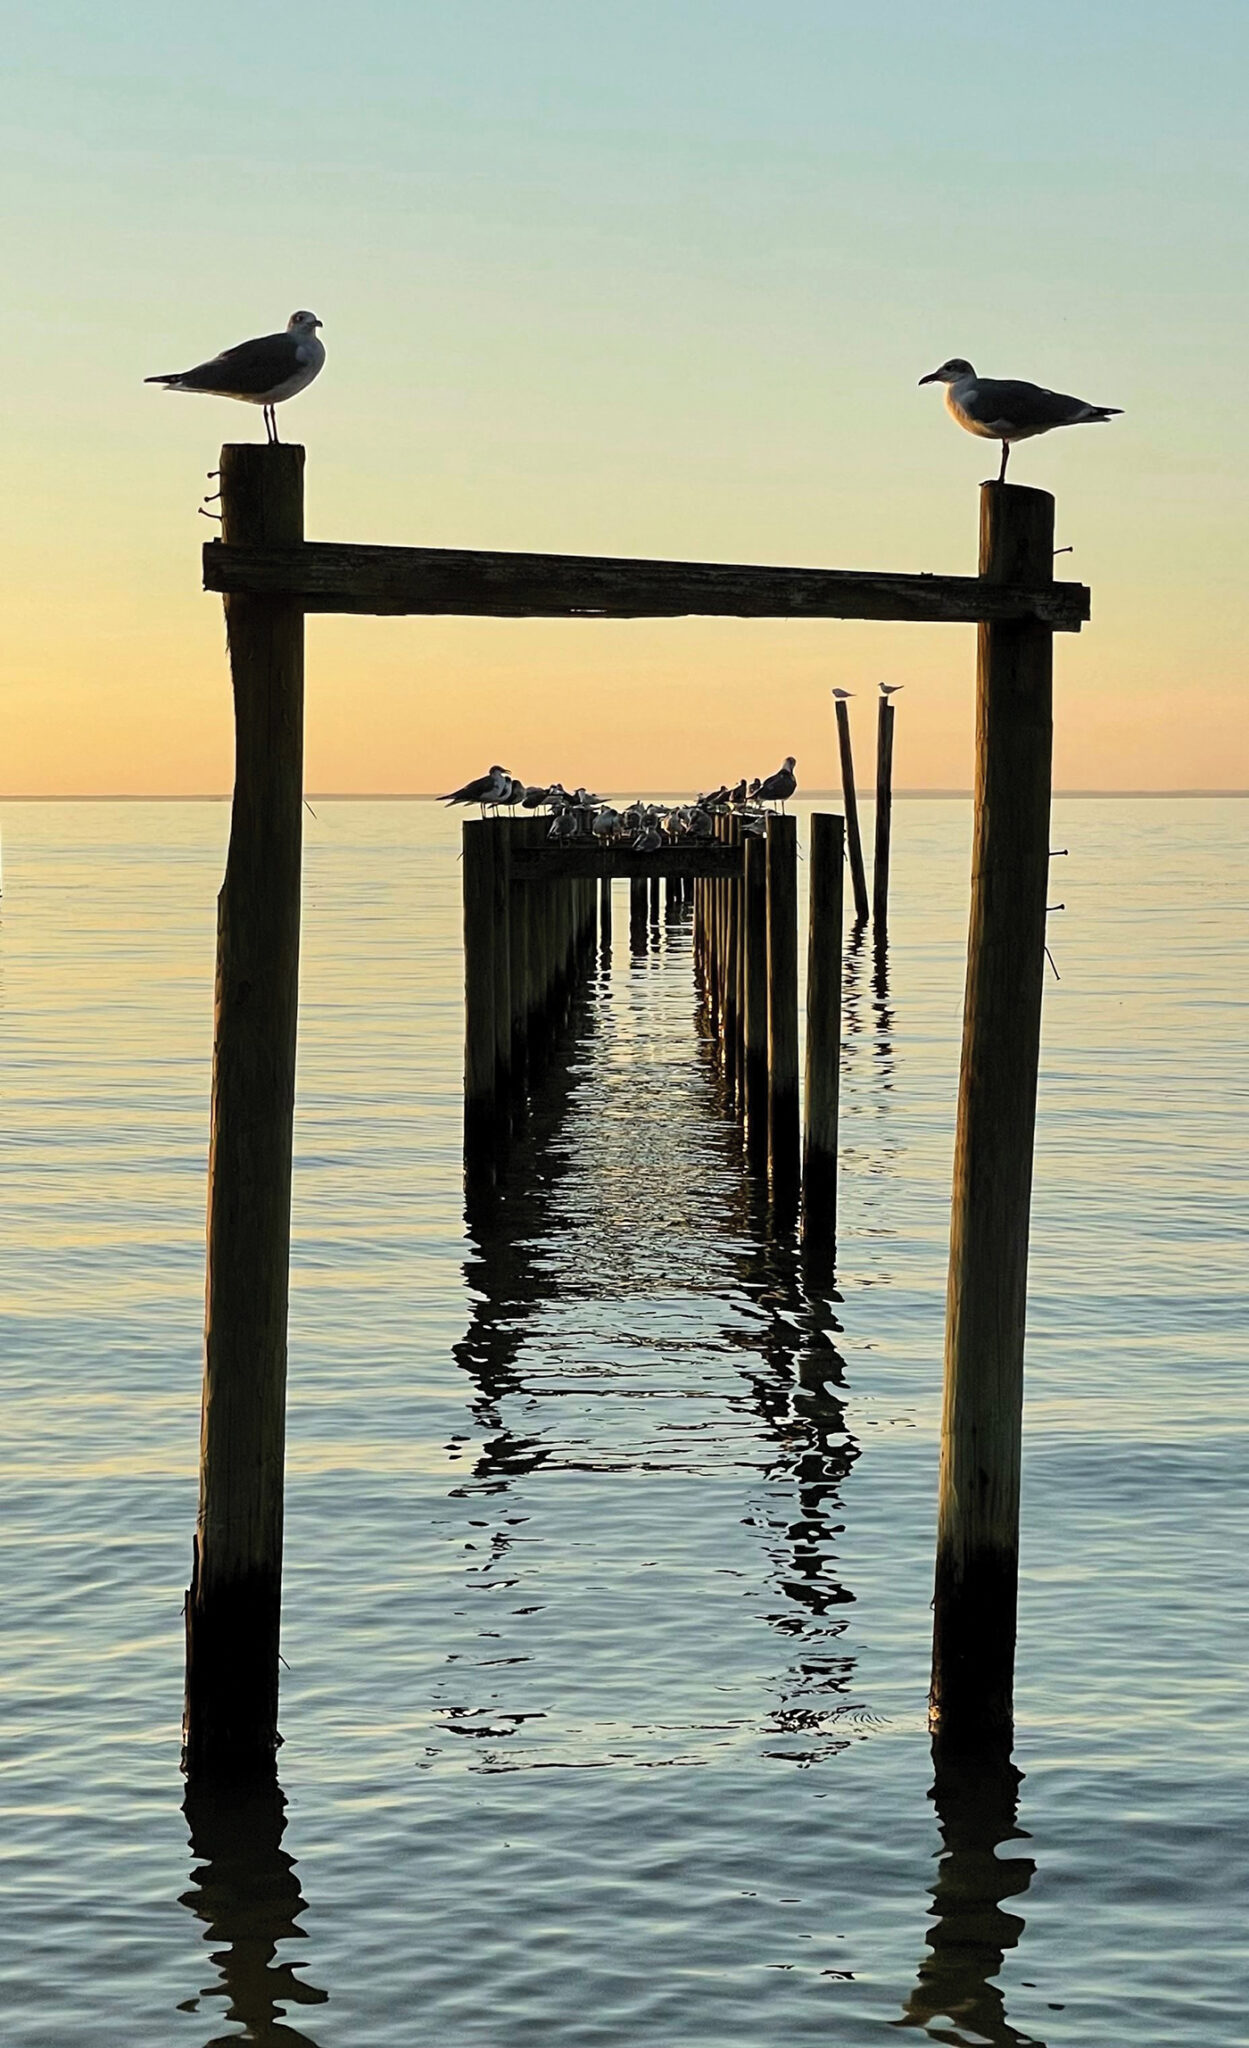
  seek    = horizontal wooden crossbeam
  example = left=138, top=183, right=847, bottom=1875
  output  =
left=203, top=541, right=1089, bottom=631
left=509, top=841, right=743, bottom=881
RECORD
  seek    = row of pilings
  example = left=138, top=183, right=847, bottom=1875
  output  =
left=462, top=816, right=602, bottom=1183
left=693, top=810, right=844, bottom=1262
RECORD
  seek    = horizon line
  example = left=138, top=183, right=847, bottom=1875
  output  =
left=1, top=788, right=1245, bottom=803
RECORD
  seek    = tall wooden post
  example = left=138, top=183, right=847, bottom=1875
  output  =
left=742, top=834, right=769, bottom=1169
left=461, top=821, right=497, bottom=1170
left=802, top=812, right=844, bottom=1261
left=835, top=698, right=870, bottom=925
left=766, top=814, right=800, bottom=1201
left=931, top=482, right=1055, bottom=1747
left=600, top=875, right=612, bottom=956
left=872, top=695, right=895, bottom=935
left=185, top=444, right=305, bottom=1779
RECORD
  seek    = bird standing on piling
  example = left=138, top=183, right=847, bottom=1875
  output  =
left=757, top=757, right=797, bottom=810
left=880, top=683, right=903, bottom=698
left=919, top=358, right=1121, bottom=482
left=440, top=766, right=512, bottom=813
left=831, top=689, right=854, bottom=701
left=146, top=311, right=325, bottom=444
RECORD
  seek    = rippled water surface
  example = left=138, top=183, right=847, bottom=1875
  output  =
left=2, top=797, right=1246, bottom=2046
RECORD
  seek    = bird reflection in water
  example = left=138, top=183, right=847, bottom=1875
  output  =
left=897, top=1741, right=1044, bottom=2048
left=179, top=1777, right=327, bottom=2047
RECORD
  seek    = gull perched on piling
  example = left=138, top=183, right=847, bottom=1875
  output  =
left=880, top=683, right=903, bottom=698
left=757, top=757, right=797, bottom=809
left=440, top=766, right=512, bottom=813
left=146, top=311, right=325, bottom=444
left=831, top=689, right=854, bottom=701
left=919, top=358, right=1121, bottom=482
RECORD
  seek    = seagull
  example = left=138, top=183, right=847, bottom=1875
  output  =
left=879, top=683, right=904, bottom=698
left=919, top=358, right=1122, bottom=483
left=831, top=688, right=854, bottom=701
left=757, top=757, right=797, bottom=809
left=439, top=766, right=511, bottom=813
left=146, top=311, right=325, bottom=445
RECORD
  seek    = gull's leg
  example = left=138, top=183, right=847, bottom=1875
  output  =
left=998, top=439, right=1009, bottom=483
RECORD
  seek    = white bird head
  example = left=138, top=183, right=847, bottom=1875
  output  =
left=919, top=357, right=975, bottom=387
left=287, top=311, right=323, bottom=334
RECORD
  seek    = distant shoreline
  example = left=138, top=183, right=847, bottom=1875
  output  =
left=2, top=790, right=1245, bottom=803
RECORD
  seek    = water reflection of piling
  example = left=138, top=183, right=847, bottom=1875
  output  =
left=181, top=1778, right=327, bottom=2046
left=899, top=1741, right=1043, bottom=2048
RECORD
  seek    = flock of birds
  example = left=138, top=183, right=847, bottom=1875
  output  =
left=145, top=317, right=1123, bottom=478
left=440, top=757, right=799, bottom=846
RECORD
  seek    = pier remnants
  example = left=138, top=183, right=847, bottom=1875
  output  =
left=188, top=452, right=1087, bottom=1775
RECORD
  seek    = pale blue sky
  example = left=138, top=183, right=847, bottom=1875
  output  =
left=3, top=2, right=1246, bottom=790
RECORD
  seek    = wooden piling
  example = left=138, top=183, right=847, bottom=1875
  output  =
left=835, top=697, right=870, bottom=925
left=766, top=814, right=800, bottom=1200
left=462, top=821, right=498, bottom=1169
left=724, top=821, right=741, bottom=1106
left=802, top=812, right=844, bottom=1260
left=872, top=695, right=895, bottom=934
left=184, top=443, right=305, bottom=1779
left=630, top=876, right=648, bottom=951
left=931, top=482, right=1056, bottom=1748
left=743, top=834, right=769, bottom=1168
left=600, top=875, right=612, bottom=955
left=491, top=823, right=512, bottom=1116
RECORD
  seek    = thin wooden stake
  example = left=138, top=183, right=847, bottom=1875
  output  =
left=185, top=443, right=305, bottom=1779
left=931, top=481, right=1055, bottom=1748
left=872, top=696, right=895, bottom=934
left=836, top=697, right=870, bottom=925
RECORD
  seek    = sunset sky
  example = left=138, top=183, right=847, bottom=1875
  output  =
left=3, top=0, right=1246, bottom=795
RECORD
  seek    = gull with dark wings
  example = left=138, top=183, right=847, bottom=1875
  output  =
left=919, top=358, right=1121, bottom=482
left=146, top=311, right=325, bottom=444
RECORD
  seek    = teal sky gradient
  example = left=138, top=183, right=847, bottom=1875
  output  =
left=2, top=2, right=1246, bottom=791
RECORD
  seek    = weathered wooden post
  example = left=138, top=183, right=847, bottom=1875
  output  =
left=490, top=822, right=512, bottom=1122
left=742, top=834, right=770, bottom=1169
left=802, top=812, right=844, bottom=1261
left=766, top=813, right=800, bottom=1202
left=461, top=820, right=498, bottom=1170
left=835, top=697, right=870, bottom=925
left=931, top=482, right=1055, bottom=1749
left=724, top=821, right=741, bottom=1107
left=184, top=443, right=305, bottom=1779
left=630, top=876, right=647, bottom=951
left=600, top=875, right=612, bottom=956
left=872, top=695, right=895, bottom=935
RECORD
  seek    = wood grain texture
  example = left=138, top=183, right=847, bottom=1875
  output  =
left=203, top=539, right=1089, bottom=630
left=931, top=481, right=1056, bottom=1747
left=185, top=443, right=305, bottom=1778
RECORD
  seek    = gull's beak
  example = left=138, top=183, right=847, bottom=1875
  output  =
left=918, top=369, right=940, bottom=385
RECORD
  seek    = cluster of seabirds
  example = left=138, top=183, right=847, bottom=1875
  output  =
left=440, top=760, right=799, bottom=847
left=145, top=312, right=1121, bottom=483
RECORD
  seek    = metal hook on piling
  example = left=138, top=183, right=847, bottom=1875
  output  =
left=197, top=506, right=222, bottom=521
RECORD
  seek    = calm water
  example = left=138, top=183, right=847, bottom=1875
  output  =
left=1, top=797, right=1245, bottom=2047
